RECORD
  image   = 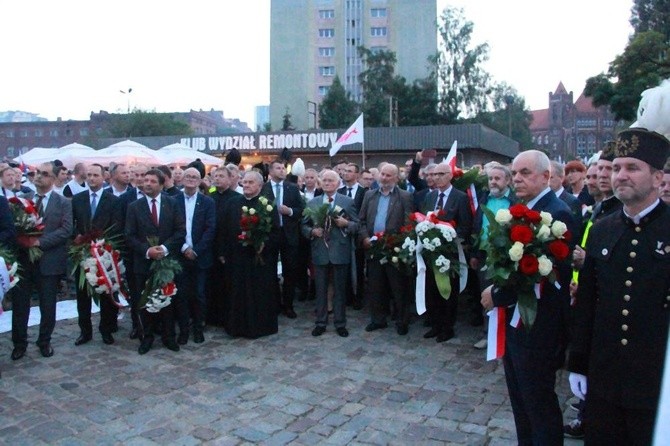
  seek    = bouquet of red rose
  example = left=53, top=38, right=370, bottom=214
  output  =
left=138, top=237, right=182, bottom=313
left=0, top=245, right=20, bottom=315
left=481, top=203, right=572, bottom=329
left=69, top=229, right=128, bottom=308
left=8, top=196, right=45, bottom=262
left=238, top=195, right=274, bottom=263
left=367, top=223, right=417, bottom=275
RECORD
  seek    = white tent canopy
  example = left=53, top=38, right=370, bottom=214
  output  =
left=92, top=140, right=163, bottom=166
left=13, top=147, right=58, bottom=167
left=156, top=143, right=223, bottom=166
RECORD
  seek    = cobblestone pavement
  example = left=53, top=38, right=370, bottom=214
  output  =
left=0, top=299, right=582, bottom=445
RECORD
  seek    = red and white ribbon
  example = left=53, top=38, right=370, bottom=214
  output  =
left=486, top=307, right=506, bottom=361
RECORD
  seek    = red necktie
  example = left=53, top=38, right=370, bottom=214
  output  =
left=151, top=198, right=158, bottom=226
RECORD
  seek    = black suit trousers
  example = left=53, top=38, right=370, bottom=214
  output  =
left=11, top=268, right=59, bottom=348
left=174, top=260, right=209, bottom=332
left=75, top=268, right=119, bottom=336
left=366, top=260, right=409, bottom=326
left=425, top=268, right=459, bottom=334
left=584, top=393, right=655, bottom=446
left=136, top=274, right=176, bottom=342
left=270, top=231, right=298, bottom=309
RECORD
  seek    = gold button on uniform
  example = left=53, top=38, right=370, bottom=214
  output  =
left=622, top=324, right=628, bottom=331
left=625, top=280, right=632, bottom=287
left=631, top=239, right=638, bottom=245
left=624, top=295, right=631, bottom=301
left=622, top=309, right=629, bottom=316
left=630, top=252, right=637, bottom=258
left=621, top=339, right=628, bottom=346
left=626, top=267, right=633, bottom=273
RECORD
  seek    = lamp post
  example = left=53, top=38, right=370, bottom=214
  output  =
left=307, top=101, right=317, bottom=129
left=504, top=95, right=514, bottom=137
left=120, top=88, right=133, bottom=113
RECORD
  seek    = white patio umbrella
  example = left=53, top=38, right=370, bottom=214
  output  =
left=54, top=143, right=97, bottom=169
left=93, top=140, right=163, bottom=166
left=13, top=147, right=59, bottom=167
left=156, top=143, right=223, bottom=166
left=59, top=142, right=95, bottom=152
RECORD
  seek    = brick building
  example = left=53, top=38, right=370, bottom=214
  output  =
left=530, top=82, right=619, bottom=161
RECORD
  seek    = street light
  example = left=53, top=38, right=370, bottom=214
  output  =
left=307, top=101, right=317, bottom=129
left=504, top=95, right=514, bottom=137
left=120, top=88, right=133, bottom=113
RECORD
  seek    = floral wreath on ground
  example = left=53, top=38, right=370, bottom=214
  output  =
left=481, top=203, right=572, bottom=329
left=0, top=245, right=20, bottom=315
left=8, top=196, right=44, bottom=263
left=138, top=237, right=182, bottom=313
left=69, top=229, right=128, bottom=308
left=239, top=195, right=274, bottom=263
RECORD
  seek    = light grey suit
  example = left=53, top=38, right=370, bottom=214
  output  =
left=301, top=193, right=359, bottom=329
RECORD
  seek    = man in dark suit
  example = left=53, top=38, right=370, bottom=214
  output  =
left=116, top=164, right=148, bottom=339
left=261, top=159, right=305, bottom=319
left=420, top=162, right=473, bottom=343
left=209, top=165, right=241, bottom=327
left=0, top=195, right=15, bottom=246
left=125, top=169, right=186, bottom=354
left=358, top=164, right=415, bottom=335
left=12, top=162, right=73, bottom=360
left=481, top=150, right=578, bottom=445
left=550, top=160, right=583, bottom=230
left=568, top=129, right=670, bottom=445
left=174, top=167, right=216, bottom=345
left=303, top=169, right=359, bottom=338
left=104, top=163, right=132, bottom=197
left=338, top=163, right=367, bottom=310
left=71, top=164, right=121, bottom=346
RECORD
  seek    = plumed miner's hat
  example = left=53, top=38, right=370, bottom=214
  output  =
left=604, top=128, right=670, bottom=170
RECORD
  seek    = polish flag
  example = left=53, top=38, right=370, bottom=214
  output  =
left=330, top=113, right=364, bottom=157
left=443, top=140, right=458, bottom=170
left=486, top=307, right=506, bottom=361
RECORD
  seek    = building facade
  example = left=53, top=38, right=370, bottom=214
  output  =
left=530, top=82, right=619, bottom=161
left=270, top=0, right=437, bottom=130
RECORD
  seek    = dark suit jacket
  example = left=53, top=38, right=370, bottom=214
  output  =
left=492, top=190, right=579, bottom=354
left=261, top=180, right=305, bottom=246
left=558, top=189, right=583, bottom=228
left=72, top=189, right=120, bottom=237
left=420, top=187, right=473, bottom=244
left=36, top=191, right=73, bottom=276
left=125, top=193, right=186, bottom=276
left=174, top=191, right=216, bottom=269
left=0, top=196, right=16, bottom=246
left=358, top=186, right=415, bottom=242
left=338, top=184, right=366, bottom=214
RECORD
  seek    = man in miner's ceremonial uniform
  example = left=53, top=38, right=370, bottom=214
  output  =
left=567, top=128, right=670, bottom=445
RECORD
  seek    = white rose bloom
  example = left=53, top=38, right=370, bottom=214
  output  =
left=540, top=211, right=553, bottom=226
left=508, top=241, right=524, bottom=261
left=334, top=205, right=342, bottom=213
left=495, top=209, right=513, bottom=224
left=538, top=255, right=553, bottom=276
left=439, top=266, right=448, bottom=273
left=440, top=226, right=456, bottom=241
left=380, top=258, right=388, bottom=264
left=392, top=256, right=399, bottom=263
left=551, top=221, right=568, bottom=238
left=537, top=224, right=551, bottom=241
left=432, top=237, right=442, bottom=247
left=442, top=258, right=451, bottom=270
left=249, top=208, right=256, bottom=215
left=394, top=247, right=401, bottom=253
left=242, top=206, right=248, bottom=212
left=259, top=196, right=268, bottom=205
left=85, top=272, right=97, bottom=284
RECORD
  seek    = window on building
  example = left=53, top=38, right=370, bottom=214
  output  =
left=20, top=129, right=28, bottom=137
left=370, top=46, right=387, bottom=54
left=5, top=130, right=14, bottom=137
left=318, top=86, right=330, bottom=96
left=50, top=129, right=59, bottom=137
left=319, top=28, right=335, bottom=38
left=319, top=9, right=335, bottom=19
left=65, top=129, right=73, bottom=136
left=34, top=129, right=43, bottom=137
left=319, top=47, right=335, bottom=57
left=371, top=27, right=387, bottom=37
left=80, top=128, right=89, bottom=136
left=371, top=8, right=387, bottom=17
left=319, top=66, right=335, bottom=76
left=6, top=147, right=14, bottom=157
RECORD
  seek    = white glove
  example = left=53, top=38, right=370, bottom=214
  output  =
left=569, top=372, right=588, bottom=400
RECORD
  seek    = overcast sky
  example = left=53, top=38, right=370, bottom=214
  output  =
left=0, top=0, right=633, bottom=127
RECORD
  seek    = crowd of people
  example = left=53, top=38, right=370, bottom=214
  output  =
left=0, top=126, right=669, bottom=444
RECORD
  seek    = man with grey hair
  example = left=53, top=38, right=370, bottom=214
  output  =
left=481, top=150, right=578, bottom=445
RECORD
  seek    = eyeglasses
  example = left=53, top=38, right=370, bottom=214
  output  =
left=429, top=172, right=448, bottom=176
left=183, top=175, right=201, bottom=180
left=35, top=170, right=52, bottom=177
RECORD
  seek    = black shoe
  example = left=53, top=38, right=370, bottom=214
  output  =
left=564, top=419, right=585, bottom=439
left=436, top=330, right=455, bottom=343
left=365, top=322, right=388, bottom=332
left=11, top=346, right=26, bottom=361
left=39, top=343, right=54, bottom=358
left=397, top=325, right=409, bottom=336
left=283, top=308, right=297, bottom=319
left=129, top=328, right=140, bottom=340
left=312, top=326, right=326, bottom=336
left=163, top=340, right=180, bottom=352
left=336, top=327, right=349, bottom=338
left=177, top=332, right=189, bottom=345
left=423, top=328, right=440, bottom=339
left=138, top=338, right=153, bottom=355
left=193, top=331, right=205, bottom=344
left=101, top=333, right=115, bottom=345
left=74, top=334, right=92, bottom=346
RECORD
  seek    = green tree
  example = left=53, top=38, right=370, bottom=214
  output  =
left=281, top=108, right=295, bottom=131
left=396, top=76, right=441, bottom=126
left=470, top=83, right=533, bottom=149
left=358, top=47, right=400, bottom=127
left=433, top=6, right=492, bottom=123
left=105, top=110, right=193, bottom=138
left=319, top=76, right=359, bottom=129
left=584, top=31, right=670, bottom=121
left=631, top=0, right=670, bottom=38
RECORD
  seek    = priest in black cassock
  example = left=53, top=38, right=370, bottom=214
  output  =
left=219, top=170, right=278, bottom=339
